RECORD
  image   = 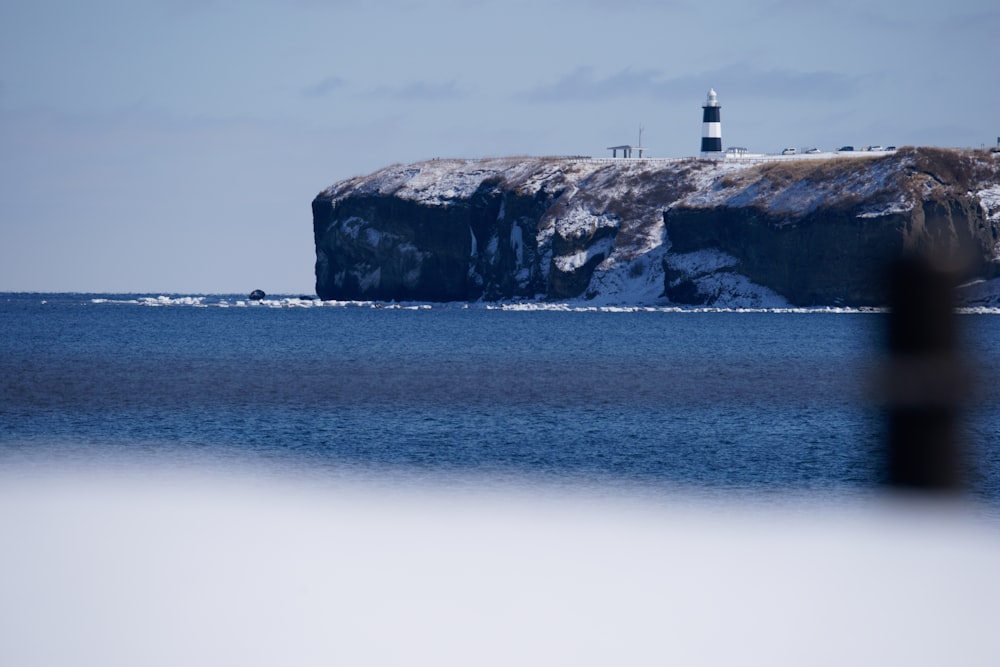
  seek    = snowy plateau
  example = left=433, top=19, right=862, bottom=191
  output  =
left=312, top=147, right=1000, bottom=309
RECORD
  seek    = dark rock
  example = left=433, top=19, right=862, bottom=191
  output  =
left=249, top=289, right=266, bottom=301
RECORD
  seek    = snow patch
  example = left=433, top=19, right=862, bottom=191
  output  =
left=856, top=201, right=913, bottom=219
left=364, top=227, right=383, bottom=248
left=355, top=267, right=381, bottom=291
left=340, top=216, right=367, bottom=239
left=554, top=209, right=618, bottom=240
left=90, top=294, right=900, bottom=312
left=513, top=267, right=531, bottom=287
left=665, top=249, right=739, bottom=275
left=582, top=245, right=670, bottom=305
left=663, top=249, right=788, bottom=309
left=510, top=224, right=524, bottom=266
left=342, top=158, right=579, bottom=207
left=978, top=186, right=1000, bottom=222
left=957, top=276, right=1000, bottom=307
left=686, top=271, right=790, bottom=309
left=554, top=237, right=614, bottom=272
left=679, top=153, right=913, bottom=221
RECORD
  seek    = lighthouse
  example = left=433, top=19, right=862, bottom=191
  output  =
left=700, top=88, right=722, bottom=157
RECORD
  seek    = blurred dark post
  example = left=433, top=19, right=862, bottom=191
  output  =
left=885, top=256, right=962, bottom=490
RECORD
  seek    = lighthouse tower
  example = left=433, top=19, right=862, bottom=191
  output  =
left=700, top=88, right=722, bottom=157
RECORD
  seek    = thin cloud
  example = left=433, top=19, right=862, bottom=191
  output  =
left=301, top=76, right=347, bottom=98
left=938, top=8, right=1000, bottom=31
left=697, top=66, right=864, bottom=100
left=369, top=80, right=466, bottom=101
left=522, top=65, right=863, bottom=103
left=757, top=0, right=901, bottom=27
left=761, top=0, right=998, bottom=31
left=522, top=67, right=671, bottom=103
left=566, top=0, right=690, bottom=10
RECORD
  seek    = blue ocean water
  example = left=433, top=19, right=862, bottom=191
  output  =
left=2, top=293, right=999, bottom=505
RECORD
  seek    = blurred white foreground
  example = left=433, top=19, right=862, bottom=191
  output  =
left=1, top=464, right=998, bottom=667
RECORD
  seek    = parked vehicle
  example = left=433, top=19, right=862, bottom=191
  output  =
left=838, top=146, right=854, bottom=151
left=781, top=147, right=797, bottom=155
left=805, top=148, right=821, bottom=154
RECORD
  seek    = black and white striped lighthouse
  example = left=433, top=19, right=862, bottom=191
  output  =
left=700, top=88, right=722, bottom=157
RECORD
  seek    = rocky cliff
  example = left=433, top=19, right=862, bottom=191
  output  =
left=312, top=147, right=1000, bottom=307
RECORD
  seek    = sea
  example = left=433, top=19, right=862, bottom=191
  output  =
left=5, top=292, right=1000, bottom=666
left=3, top=291, right=999, bottom=512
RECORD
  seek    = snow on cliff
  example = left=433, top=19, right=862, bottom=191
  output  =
left=316, top=148, right=1000, bottom=307
left=678, top=153, right=913, bottom=220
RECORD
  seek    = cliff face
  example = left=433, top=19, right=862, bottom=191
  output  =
left=663, top=148, right=1000, bottom=306
left=312, top=148, right=1000, bottom=306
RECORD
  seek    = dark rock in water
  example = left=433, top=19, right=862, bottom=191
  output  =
left=312, top=148, right=1000, bottom=306
left=249, top=289, right=266, bottom=301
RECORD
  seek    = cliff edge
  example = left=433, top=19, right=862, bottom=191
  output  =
left=312, top=147, right=1000, bottom=307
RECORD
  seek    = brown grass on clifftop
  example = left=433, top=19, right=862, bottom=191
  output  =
left=909, top=146, right=1000, bottom=191
left=758, top=154, right=891, bottom=183
left=716, top=154, right=889, bottom=190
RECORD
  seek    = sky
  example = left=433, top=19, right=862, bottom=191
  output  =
left=1, top=0, right=998, bottom=294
